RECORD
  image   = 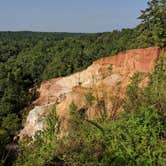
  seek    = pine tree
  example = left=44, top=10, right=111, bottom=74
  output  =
left=138, top=0, right=166, bottom=47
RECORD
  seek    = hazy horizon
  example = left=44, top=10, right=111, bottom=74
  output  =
left=0, top=0, right=148, bottom=33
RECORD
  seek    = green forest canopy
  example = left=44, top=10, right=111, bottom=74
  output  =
left=0, top=0, right=165, bottom=165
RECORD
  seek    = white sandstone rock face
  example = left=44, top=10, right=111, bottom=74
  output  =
left=34, top=63, right=102, bottom=105
left=20, top=104, right=54, bottom=138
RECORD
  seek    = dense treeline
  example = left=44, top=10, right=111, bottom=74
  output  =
left=0, top=29, right=142, bottom=161
left=0, top=0, right=165, bottom=165
left=0, top=29, right=139, bottom=165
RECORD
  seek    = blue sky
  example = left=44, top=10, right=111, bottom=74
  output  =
left=0, top=0, right=148, bottom=32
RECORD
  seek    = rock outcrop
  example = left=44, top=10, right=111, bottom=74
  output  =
left=20, top=47, right=161, bottom=138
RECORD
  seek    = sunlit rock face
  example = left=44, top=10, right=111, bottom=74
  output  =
left=20, top=47, right=161, bottom=138
left=20, top=104, right=53, bottom=138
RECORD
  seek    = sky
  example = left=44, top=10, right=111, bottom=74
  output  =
left=0, top=0, right=148, bottom=33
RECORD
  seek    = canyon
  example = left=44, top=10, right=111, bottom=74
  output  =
left=20, top=47, right=161, bottom=138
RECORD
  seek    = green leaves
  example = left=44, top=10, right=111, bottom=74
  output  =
left=1, top=113, right=20, bottom=136
left=138, top=0, right=166, bottom=47
left=85, top=92, right=95, bottom=106
left=16, top=107, right=59, bottom=166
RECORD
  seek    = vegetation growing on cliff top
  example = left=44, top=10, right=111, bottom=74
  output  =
left=0, top=0, right=165, bottom=165
left=16, top=56, right=166, bottom=166
left=0, top=28, right=143, bottom=165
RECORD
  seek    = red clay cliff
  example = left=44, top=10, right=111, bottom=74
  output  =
left=20, top=47, right=162, bottom=137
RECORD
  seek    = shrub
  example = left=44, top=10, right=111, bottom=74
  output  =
left=15, top=107, right=59, bottom=166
